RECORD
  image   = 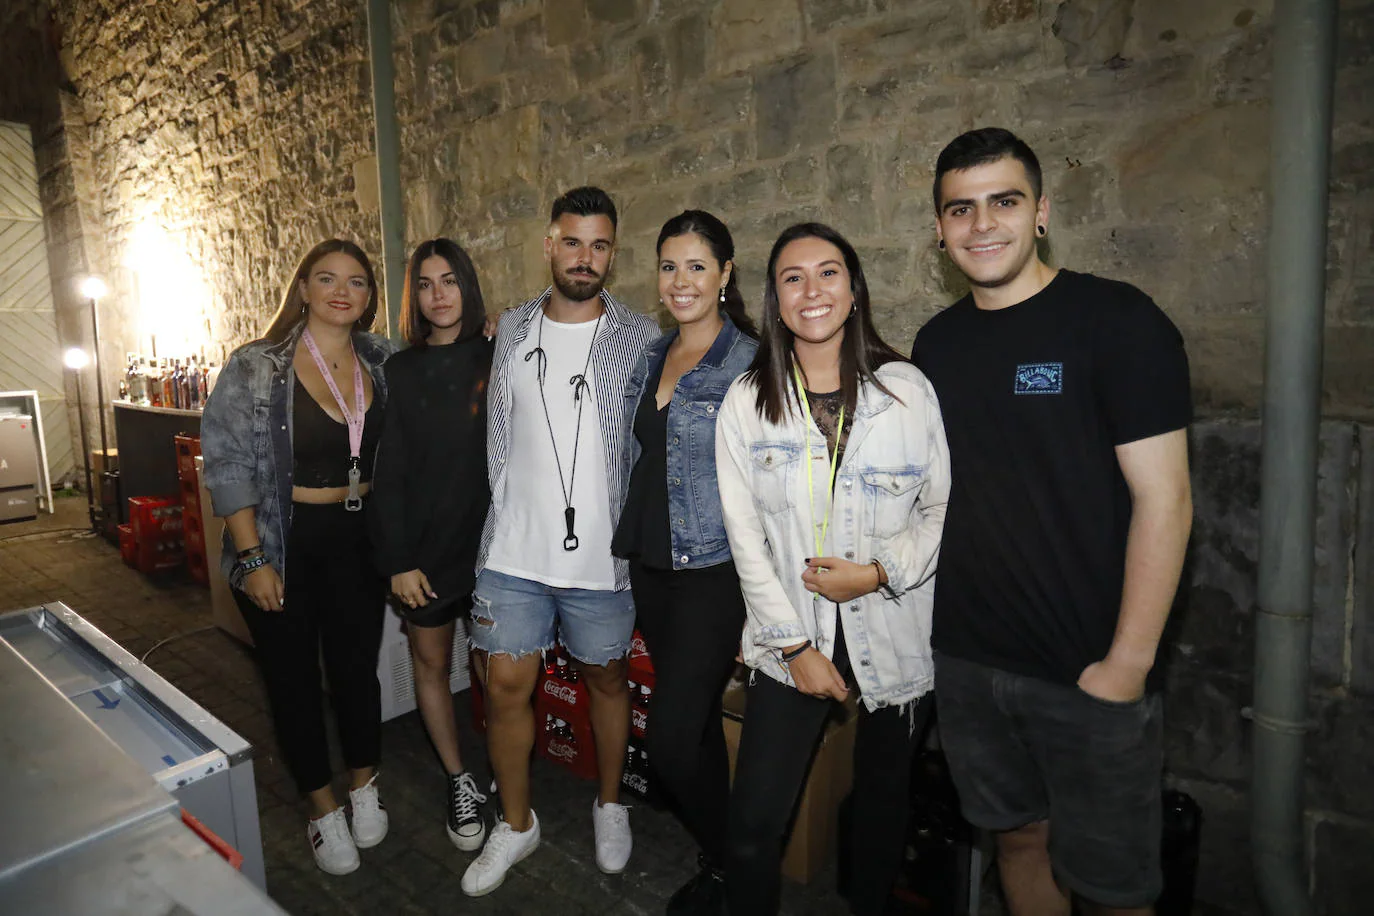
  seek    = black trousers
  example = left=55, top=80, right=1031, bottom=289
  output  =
left=232, top=501, right=387, bottom=795
left=726, top=619, right=933, bottom=916
left=630, top=560, right=747, bottom=867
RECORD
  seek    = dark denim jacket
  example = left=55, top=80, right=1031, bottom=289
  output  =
left=200, top=323, right=396, bottom=588
left=618, top=315, right=758, bottom=570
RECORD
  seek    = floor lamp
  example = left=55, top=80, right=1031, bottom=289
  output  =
left=64, top=346, right=95, bottom=529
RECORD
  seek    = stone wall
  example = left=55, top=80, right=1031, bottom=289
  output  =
left=388, top=0, right=1374, bottom=418
left=1174, top=418, right=1374, bottom=914
left=4, top=1, right=1374, bottom=913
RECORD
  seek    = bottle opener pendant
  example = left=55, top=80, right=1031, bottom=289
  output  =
left=345, top=461, right=363, bottom=512
left=563, top=506, right=579, bottom=551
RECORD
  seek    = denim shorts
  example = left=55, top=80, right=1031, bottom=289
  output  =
left=469, top=568, right=635, bottom=666
left=934, top=652, right=1164, bottom=908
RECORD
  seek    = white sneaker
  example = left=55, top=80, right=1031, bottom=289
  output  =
left=592, top=798, right=632, bottom=874
left=447, top=772, right=488, bottom=851
left=308, top=808, right=359, bottom=876
left=461, top=811, right=541, bottom=897
left=348, top=774, right=388, bottom=849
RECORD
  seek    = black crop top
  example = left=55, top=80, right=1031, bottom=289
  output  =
left=292, top=375, right=381, bottom=488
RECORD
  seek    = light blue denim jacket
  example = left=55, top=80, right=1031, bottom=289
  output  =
left=716, top=362, right=950, bottom=710
left=199, top=323, right=396, bottom=588
left=617, top=315, right=758, bottom=570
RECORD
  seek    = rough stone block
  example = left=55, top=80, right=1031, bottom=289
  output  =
left=544, top=0, right=586, bottom=46
left=803, top=0, right=869, bottom=33
left=667, top=12, right=708, bottom=83
left=979, top=0, right=1036, bottom=30
left=587, top=0, right=637, bottom=25
left=711, top=0, right=804, bottom=74
left=825, top=143, right=878, bottom=233
left=1162, top=662, right=1251, bottom=787
left=1313, top=817, right=1374, bottom=916
left=755, top=52, right=836, bottom=160
left=1052, top=0, right=1133, bottom=67
left=1307, top=692, right=1374, bottom=822
left=455, top=30, right=509, bottom=88
left=836, top=9, right=969, bottom=80
left=1355, top=425, right=1374, bottom=696
left=779, top=154, right=822, bottom=201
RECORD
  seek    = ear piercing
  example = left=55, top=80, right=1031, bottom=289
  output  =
left=1036, top=225, right=1047, bottom=237
left=937, top=239, right=946, bottom=250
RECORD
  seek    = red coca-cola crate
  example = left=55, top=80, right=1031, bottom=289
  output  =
left=137, top=537, right=185, bottom=575
left=118, top=525, right=136, bottom=567
left=179, top=477, right=200, bottom=516
left=128, top=496, right=182, bottom=542
left=174, top=434, right=201, bottom=483
left=628, top=628, right=654, bottom=679
left=536, top=704, right=599, bottom=781
left=627, top=669, right=655, bottom=739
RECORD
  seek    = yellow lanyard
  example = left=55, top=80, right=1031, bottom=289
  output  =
left=793, top=363, right=844, bottom=558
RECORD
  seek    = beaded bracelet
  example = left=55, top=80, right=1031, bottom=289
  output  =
left=237, top=553, right=269, bottom=574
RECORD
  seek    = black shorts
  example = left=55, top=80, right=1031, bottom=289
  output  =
left=934, top=652, right=1163, bottom=908
left=399, top=592, right=471, bottom=629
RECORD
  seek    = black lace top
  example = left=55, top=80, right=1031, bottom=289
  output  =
left=804, top=389, right=852, bottom=469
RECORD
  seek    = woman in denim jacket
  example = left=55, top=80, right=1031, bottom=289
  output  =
left=715, top=223, right=950, bottom=916
left=611, top=211, right=758, bottom=913
left=200, top=239, right=397, bottom=877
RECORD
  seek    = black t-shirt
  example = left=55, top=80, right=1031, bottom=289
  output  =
left=912, top=269, right=1191, bottom=687
left=369, top=336, right=493, bottom=600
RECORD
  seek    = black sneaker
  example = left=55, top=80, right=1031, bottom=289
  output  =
left=447, top=772, right=487, bottom=852
left=666, top=854, right=726, bottom=914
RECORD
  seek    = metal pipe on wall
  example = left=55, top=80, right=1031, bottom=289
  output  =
left=1252, top=1, right=1337, bottom=914
left=365, top=0, right=405, bottom=341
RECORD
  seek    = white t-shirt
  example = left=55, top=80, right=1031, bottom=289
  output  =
left=485, top=315, right=617, bottom=590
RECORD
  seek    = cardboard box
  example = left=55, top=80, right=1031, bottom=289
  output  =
left=91, top=448, right=119, bottom=475
left=721, top=679, right=857, bottom=885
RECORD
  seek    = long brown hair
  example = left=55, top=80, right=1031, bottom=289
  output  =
left=743, top=223, right=904, bottom=424
left=656, top=210, right=758, bottom=338
left=261, top=239, right=380, bottom=344
left=400, top=238, right=487, bottom=347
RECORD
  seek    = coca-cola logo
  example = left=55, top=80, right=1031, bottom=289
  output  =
left=623, top=772, right=648, bottom=793
left=548, top=740, right=578, bottom=761
left=630, top=635, right=649, bottom=658
left=632, top=709, right=647, bottom=732
left=543, top=681, right=579, bottom=705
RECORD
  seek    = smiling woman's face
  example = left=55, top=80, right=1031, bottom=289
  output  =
left=299, top=251, right=370, bottom=328
left=774, top=236, right=852, bottom=350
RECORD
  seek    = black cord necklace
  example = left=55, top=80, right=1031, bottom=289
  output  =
left=523, top=308, right=603, bottom=550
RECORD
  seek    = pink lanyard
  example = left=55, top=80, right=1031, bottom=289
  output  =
left=300, top=328, right=366, bottom=510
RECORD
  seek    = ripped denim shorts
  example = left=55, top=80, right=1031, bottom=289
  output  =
left=469, top=568, right=635, bottom=666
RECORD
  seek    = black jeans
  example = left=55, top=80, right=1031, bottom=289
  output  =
left=232, top=501, right=387, bottom=795
left=630, top=560, right=747, bottom=867
left=726, top=619, right=933, bottom=916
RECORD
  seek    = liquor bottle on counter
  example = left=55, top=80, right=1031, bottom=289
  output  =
left=147, top=358, right=162, bottom=407
left=160, top=358, right=174, bottom=408
left=186, top=356, right=201, bottom=409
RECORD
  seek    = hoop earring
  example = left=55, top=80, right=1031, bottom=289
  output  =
left=937, top=239, right=945, bottom=250
left=1036, top=225, right=1047, bottom=237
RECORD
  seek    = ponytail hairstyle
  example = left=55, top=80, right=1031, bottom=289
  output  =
left=744, top=222, right=904, bottom=424
left=655, top=210, right=758, bottom=339
left=261, top=239, right=379, bottom=344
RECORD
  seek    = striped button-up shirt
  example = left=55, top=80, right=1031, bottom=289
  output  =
left=478, top=288, right=661, bottom=591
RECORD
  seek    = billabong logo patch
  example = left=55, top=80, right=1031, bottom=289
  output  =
left=1014, top=362, right=1063, bottom=395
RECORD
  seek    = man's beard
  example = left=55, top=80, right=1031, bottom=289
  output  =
left=553, top=267, right=605, bottom=302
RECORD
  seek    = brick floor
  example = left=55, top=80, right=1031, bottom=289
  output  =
left=0, top=497, right=861, bottom=915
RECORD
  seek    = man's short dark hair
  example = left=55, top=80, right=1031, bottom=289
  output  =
left=932, top=128, right=1042, bottom=210
left=551, top=186, right=618, bottom=229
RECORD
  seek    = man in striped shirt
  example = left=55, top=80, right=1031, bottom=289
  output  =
left=463, top=186, right=660, bottom=897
